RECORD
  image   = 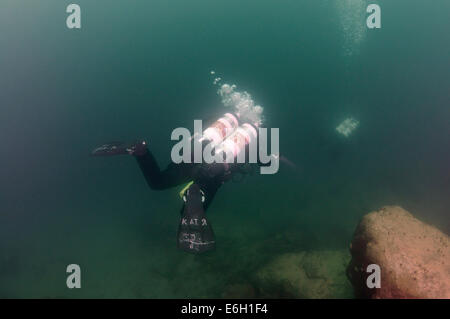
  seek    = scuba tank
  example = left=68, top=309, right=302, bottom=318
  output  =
left=196, top=113, right=239, bottom=147
left=214, top=123, right=258, bottom=161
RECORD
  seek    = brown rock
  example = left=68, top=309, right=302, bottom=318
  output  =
left=347, top=206, right=450, bottom=299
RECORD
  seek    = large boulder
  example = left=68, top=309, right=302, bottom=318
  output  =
left=255, top=250, right=353, bottom=298
left=347, top=206, right=450, bottom=299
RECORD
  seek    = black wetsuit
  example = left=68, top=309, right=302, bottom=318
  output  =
left=92, top=139, right=260, bottom=254
left=135, top=147, right=233, bottom=210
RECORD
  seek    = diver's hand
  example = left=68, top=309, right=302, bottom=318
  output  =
left=90, top=140, right=147, bottom=157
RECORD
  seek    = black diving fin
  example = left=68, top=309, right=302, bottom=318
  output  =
left=177, top=183, right=215, bottom=254
left=91, top=140, right=147, bottom=156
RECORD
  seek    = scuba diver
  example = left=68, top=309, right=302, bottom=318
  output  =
left=91, top=112, right=270, bottom=254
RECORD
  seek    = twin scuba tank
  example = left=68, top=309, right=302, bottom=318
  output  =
left=195, top=113, right=258, bottom=163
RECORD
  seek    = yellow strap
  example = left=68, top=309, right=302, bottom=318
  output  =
left=179, top=181, right=194, bottom=199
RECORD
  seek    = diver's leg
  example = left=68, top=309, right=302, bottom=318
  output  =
left=135, top=147, right=193, bottom=190
left=91, top=140, right=192, bottom=190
